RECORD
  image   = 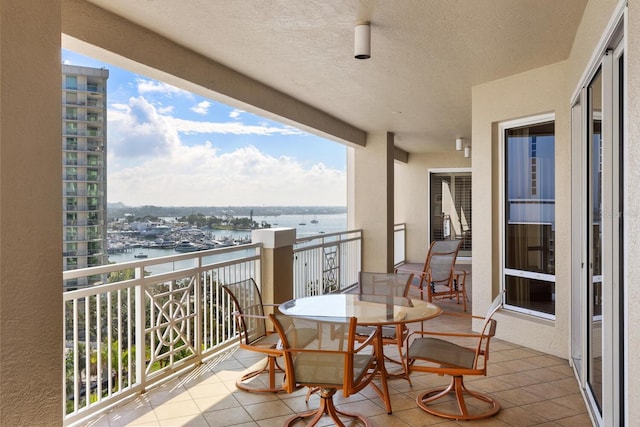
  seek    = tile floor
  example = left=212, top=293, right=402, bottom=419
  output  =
left=82, top=294, right=593, bottom=427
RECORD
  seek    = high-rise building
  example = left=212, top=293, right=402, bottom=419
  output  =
left=61, top=64, right=109, bottom=289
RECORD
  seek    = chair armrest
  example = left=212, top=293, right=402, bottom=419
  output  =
left=353, top=329, right=377, bottom=353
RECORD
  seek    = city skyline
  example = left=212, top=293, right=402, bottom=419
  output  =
left=61, top=49, right=347, bottom=207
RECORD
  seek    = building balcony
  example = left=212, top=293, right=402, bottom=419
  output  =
left=61, top=229, right=589, bottom=426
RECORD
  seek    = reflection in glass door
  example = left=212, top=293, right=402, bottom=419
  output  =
left=587, top=69, right=603, bottom=411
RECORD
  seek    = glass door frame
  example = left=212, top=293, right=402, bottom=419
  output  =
left=570, top=8, right=625, bottom=426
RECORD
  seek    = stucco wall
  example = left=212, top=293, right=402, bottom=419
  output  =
left=394, top=152, right=471, bottom=263
left=0, top=1, right=63, bottom=424
left=471, top=61, right=570, bottom=357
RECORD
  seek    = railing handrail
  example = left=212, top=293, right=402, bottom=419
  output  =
left=62, top=243, right=261, bottom=281
left=293, top=228, right=363, bottom=251
left=293, top=228, right=362, bottom=243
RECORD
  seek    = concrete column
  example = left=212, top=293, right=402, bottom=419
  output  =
left=0, top=1, right=62, bottom=424
left=349, top=132, right=395, bottom=272
left=251, top=228, right=296, bottom=309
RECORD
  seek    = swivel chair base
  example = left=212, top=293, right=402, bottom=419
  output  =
left=286, top=387, right=371, bottom=427
left=416, top=375, right=500, bottom=421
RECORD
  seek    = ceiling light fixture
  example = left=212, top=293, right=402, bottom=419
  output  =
left=456, top=137, right=471, bottom=158
left=354, top=23, right=371, bottom=59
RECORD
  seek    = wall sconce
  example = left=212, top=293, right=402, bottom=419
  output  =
left=354, top=23, right=371, bottom=59
left=455, top=138, right=463, bottom=151
left=464, top=145, right=471, bottom=158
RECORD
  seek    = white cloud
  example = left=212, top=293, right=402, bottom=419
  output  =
left=191, top=101, right=211, bottom=115
left=229, top=109, right=244, bottom=119
left=108, top=144, right=345, bottom=206
left=108, top=97, right=304, bottom=157
left=158, top=105, right=175, bottom=114
left=136, top=78, right=191, bottom=98
left=166, top=116, right=304, bottom=136
left=106, top=96, right=344, bottom=206
left=108, top=96, right=181, bottom=158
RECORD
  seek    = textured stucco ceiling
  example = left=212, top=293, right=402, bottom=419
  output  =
left=84, top=0, right=588, bottom=154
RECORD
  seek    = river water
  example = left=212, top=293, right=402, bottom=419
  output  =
left=107, top=213, right=347, bottom=265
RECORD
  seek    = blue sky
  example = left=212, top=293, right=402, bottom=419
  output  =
left=62, top=49, right=347, bottom=207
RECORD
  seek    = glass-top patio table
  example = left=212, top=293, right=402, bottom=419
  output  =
left=279, top=293, right=442, bottom=413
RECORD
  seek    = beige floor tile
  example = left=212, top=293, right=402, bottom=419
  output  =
left=201, top=407, right=254, bottom=426
left=243, top=399, right=294, bottom=421
left=158, top=414, right=210, bottom=427
left=494, top=406, right=549, bottom=426
left=153, top=399, right=202, bottom=422
left=194, top=393, right=241, bottom=412
left=521, top=400, right=580, bottom=421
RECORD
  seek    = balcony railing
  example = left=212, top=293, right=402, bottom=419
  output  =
left=62, top=84, right=105, bottom=93
left=61, top=228, right=372, bottom=425
left=292, top=229, right=362, bottom=298
left=62, top=244, right=262, bottom=426
left=394, top=223, right=406, bottom=266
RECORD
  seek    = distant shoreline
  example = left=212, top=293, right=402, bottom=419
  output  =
left=107, top=205, right=346, bottom=220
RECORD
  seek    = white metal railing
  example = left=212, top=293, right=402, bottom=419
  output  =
left=394, top=223, right=406, bottom=266
left=292, top=230, right=362, bottom=298
left=62, top=244, right=261, bottom=426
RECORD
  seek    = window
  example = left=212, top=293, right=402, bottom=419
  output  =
left=65, top=75, right=77, bottom=90
left=501, top=116, right=555, bottom=318
left=65, top=122, right=78, bottom=135
left=65, top=137, right=78, bottom=150
left=66, top=92, right=77, bottom=104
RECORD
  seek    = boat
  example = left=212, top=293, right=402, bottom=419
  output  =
left=134, top=252, right=148, bottom=259
left=310, top=217, right=319, bottom=224
left=174, top=240, right=200, bottom=252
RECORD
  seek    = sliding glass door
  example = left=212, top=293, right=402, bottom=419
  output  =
left=572, top=32, right=624, bottom=426
left=429, top=171, right=472, bottom=257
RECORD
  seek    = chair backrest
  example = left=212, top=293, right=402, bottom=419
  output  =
left=425, top=239, right=463, bottom=284
left=270, top=314, right=377, bottom=395
left=358, top=272, right=414, bottom=297
left=222, top=278, right=267, bottom=346
left=473, top=293, right=503, bottom=368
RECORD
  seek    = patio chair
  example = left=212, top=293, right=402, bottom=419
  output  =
left=222, top=278, right=286, bottom=393
left=271, top=314, right=382, bottom=427
left=355, top=271, right=415, bottom=383
left=405, top=294, right=502, bottom=420
left=398, top=239, right=468, bottom=311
